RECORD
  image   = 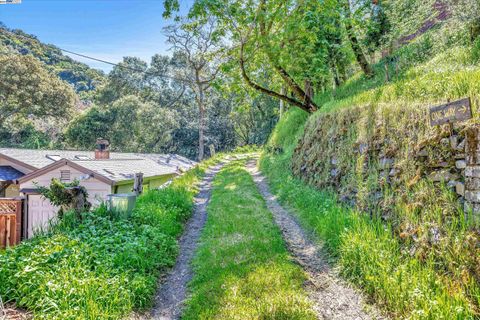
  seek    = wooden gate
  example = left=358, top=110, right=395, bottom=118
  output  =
left=0, top=199, right=22, bottom=248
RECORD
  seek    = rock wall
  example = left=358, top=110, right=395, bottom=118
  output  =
left=291, top=102, right=480, bottom=219
left=465, top=126, right=480, bottom=214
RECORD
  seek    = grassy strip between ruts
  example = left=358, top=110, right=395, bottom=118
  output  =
left=0, top=155, right=222, bottom=320
left=182, top=160, right=316, bottom=320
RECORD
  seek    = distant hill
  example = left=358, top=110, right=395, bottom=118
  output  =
left=0, top=24, right=106, bottom=96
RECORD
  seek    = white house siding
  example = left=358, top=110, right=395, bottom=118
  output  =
left=26, top=194, right=58, bottom=238
left=20, top=164, right=112, bottom=206
left=21, top=164, right=113, bottom=238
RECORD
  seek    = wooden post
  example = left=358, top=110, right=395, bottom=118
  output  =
left=209, top=144, right=216, bottom=157
left=6, top=215, right=10, bottom=248
left=133, top=173, right=144, bottom=195
left=0, top=216, right=5, bottom=248
left=15, top=200, right=22, bottom=244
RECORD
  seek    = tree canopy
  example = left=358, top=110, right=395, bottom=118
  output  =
left=1, top=0, right=474, bottom=158
left=0, top=54, right=76, bottom=126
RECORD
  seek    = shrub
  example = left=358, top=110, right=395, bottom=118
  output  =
left=0, top=177, right=198, bottom=319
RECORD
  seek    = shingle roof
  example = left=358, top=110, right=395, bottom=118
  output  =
left=133, top=153, right=198, bottom=172
left=71, top=158, right=178, bottom=182
left=0, top=148, right=195, bottom=183
left=0, top=166, right=25, bottom=181
left=0, top=148, right=144, bottom=169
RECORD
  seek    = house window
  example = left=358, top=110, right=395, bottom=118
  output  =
left=60, top=170, right=71, bottom=182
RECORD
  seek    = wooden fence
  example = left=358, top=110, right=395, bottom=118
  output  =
left=0, top=199, right=22, bottom=248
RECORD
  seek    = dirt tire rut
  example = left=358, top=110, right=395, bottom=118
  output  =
left=147, top=161, right=226, bottom=320
left=246, top=160, right=386, bottom=320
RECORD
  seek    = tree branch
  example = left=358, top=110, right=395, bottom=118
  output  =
left=239, top=39, right=313, bottom=113
left=258, top=0, right=317, bottom=113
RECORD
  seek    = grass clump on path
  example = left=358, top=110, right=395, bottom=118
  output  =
left=182, top=160, right=316, bottom=320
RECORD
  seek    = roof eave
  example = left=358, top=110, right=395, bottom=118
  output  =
left=18, top=159, right=115, bottom=186
left=112, top=172, right=178, bottom=186
left=0, top=153, right=38, bottom=171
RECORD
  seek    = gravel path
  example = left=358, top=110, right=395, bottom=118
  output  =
left=246, top=160, right=386, bottom=320
left=147, top=161, right=226, bottom=320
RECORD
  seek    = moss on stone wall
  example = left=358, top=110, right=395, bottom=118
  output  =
left=289, top=98, right=480, bottom=313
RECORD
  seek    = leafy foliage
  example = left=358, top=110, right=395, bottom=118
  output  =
left=0, top=161, right=210, bottom=319
left=0, top=27, right=106, bottom=96
left=0, top=54, right=77, bottom=147
left=165, top=18, right=226, bottom=160
left=66, top=95, right=179, bottom=152
left=37, top=179, right=91, bottom=218
left=0, top=54, right=76, bottom=126
left=0, top=22, right=275, bottom=157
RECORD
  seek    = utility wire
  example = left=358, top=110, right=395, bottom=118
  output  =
left=0, top=27, right=189, bottom=83
left=58, top=47, right=188, bottom=82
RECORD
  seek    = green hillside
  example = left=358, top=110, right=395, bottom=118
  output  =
left=1, top=1, right=480, bottom=319
left=0, top=24, right=106, bottom=97
left=260, top=11, right=480, bottom=319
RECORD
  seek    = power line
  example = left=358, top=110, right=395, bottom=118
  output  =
left=59, top=48, right=143, bottom=71
left=58, top=47, right=187, bottom=82
left=0, top=27, right=189, bottom=83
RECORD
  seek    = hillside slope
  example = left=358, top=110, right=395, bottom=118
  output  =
left=0, top=25, right=106, bottom=97
left=261, top=27, right=480, bottom=320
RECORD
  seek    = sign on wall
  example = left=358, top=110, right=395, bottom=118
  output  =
left=429, top=98, right=472, bottom=126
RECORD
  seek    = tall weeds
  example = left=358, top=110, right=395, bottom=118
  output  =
left=0, top=160, right=214, bottom=319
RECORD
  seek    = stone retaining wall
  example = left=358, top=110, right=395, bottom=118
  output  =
left=292, top=104, right=480, bottom=218
left=465, top=126, right=480, bottom=214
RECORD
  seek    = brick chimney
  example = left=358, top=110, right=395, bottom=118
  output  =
left=95, top=138, right=110, bottom=160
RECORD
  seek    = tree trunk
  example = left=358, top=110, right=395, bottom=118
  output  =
left=337, top=59, right=347, bottom=83
left=272, top=64, right=317, bottom=112
left=256, top=0, right=318, bottom=113
left=198, top=88, right=205, bottom=161
left=384, top=62, right=390, bottom=82
left=332, top=64, right=341, bottom=88
left=343, top=1, right=374, bottom=78
left=304, top=79, right=314, bottom=100
left=345, top=21, right=374, bottom=77
left=239, top=41, right=317, bottom=113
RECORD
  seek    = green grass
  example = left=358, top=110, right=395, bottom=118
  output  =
left=265, top=33, right=480, bottom=318
left=316, top=46, right=480, bottom=114
left=182, top=160, right=316, bottom=320
left=260, top=107, right=480, bottom=319
left=260, top=151, right=478, bottom=319
left=0, top=155, right=223, bottom=320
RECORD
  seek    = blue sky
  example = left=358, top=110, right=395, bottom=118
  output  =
left=0, top=0, right=193, bottom=72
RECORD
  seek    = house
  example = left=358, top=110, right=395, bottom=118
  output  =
left=0, top=140, right=197, bottom=239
